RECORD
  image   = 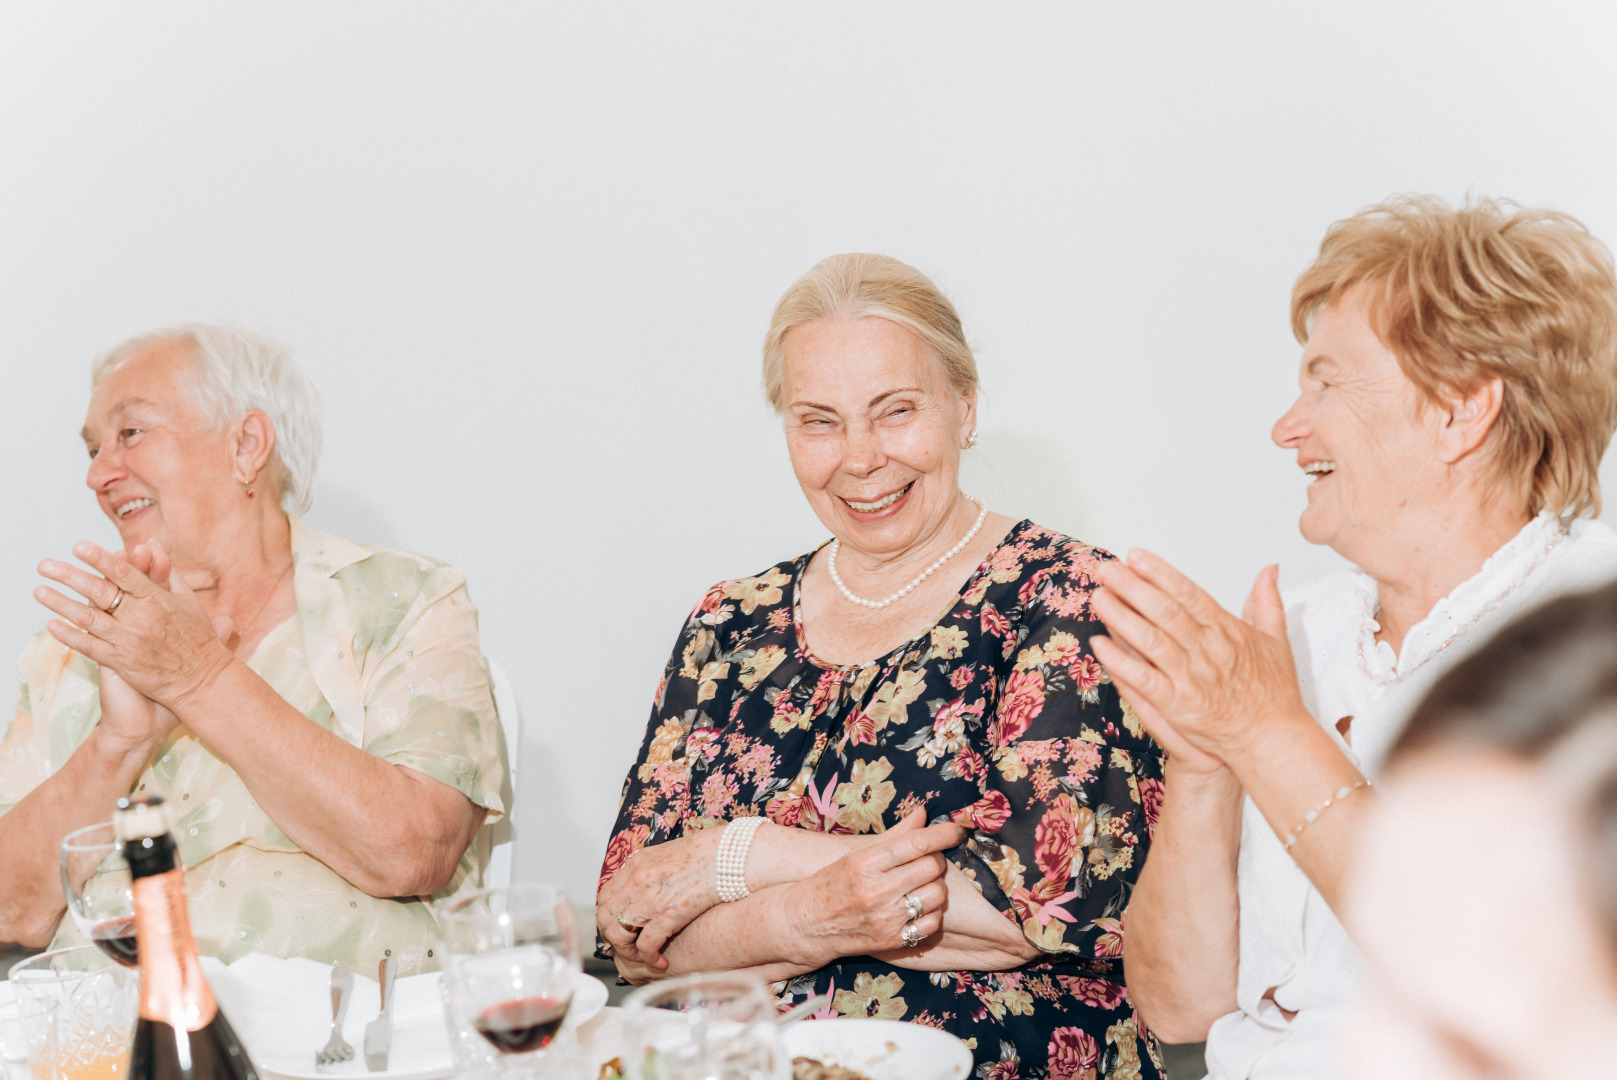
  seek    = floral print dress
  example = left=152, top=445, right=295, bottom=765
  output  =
left=599, top=521, right=1166, bottom=1080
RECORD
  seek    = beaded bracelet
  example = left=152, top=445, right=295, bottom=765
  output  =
left=715, top=816, right=767, bottom=902
left=1282, top=779, right=1372, bottom=850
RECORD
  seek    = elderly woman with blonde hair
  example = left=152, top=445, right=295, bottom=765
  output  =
left=596, top=254, right=1166, bottom=1077
left=0, top=324, right=505, bottom=974
left=1094, top=197, right=1617, bottom=1077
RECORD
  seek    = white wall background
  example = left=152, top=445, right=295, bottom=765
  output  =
left=3, top=2, right=1616, bottom=907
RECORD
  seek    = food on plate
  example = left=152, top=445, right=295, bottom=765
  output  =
left=792, top=1056, right=875, bottom=1080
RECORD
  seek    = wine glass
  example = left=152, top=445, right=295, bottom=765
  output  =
left=623, top=973, right=788, bottom=1080
left=59, top=822, right=139, bottom=969
left=438, top=884, right=581, bottom=1077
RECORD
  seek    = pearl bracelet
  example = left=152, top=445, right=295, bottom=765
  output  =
left=1282, top=779, right=1371, bottom=850
left=715, top=815, right=767, bottom=902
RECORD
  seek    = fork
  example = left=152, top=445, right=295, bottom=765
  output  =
left=317, top=963, right=356, bottom=1068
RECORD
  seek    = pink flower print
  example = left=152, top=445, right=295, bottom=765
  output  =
left=1138, top=778, right=1164, bottom=837
left=952, top=746, right=986, bottom=782
left=805, top=773, right=839, bottom=830
left=951, top=790, right=1012, bottom=833
left=991, top=670, right=1046, bottom=746
left=1046, top=1027, right=1098, bottom=1080
left=686, top=727, right=720, bottom=761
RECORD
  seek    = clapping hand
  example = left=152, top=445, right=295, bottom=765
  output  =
left=1091, top=552, right=1305, bottom=769
left=36, top=540, right=236, bottom=716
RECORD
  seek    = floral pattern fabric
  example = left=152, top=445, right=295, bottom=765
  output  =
left=1, top=519, right=507, bottom=976
left=600, top=521, right=1165, bottom=1080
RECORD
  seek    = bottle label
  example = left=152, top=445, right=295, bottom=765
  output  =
left=133, top=868, right=219, bottom=1031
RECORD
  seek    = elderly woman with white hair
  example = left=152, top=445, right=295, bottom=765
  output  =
left=1094, top=197, right=1617, bottom=1077
left=596, top=254, right=1165, bottom=1078
left=0, top=324, right=505, bottom=974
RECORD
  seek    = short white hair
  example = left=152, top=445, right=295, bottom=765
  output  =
left=92, top=323, right=323, bottom=516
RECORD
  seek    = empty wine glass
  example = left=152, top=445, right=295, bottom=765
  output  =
left=59, top=822, right=139, bottom=970
left=59, top=822, right=137, bottom=969
left=624, top=973, right=788, bottom=1080
left=438, top=884, right=581, bottom=1077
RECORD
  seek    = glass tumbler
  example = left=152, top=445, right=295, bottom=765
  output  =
left=624, top=973, right=788, bottom=1080
left=0, top=994, right=59, bottom=1080
left=7, top=946, right=137, bottom=1080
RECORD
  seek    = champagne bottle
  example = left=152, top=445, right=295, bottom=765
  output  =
left=116, top=795, right=260, bottom=1080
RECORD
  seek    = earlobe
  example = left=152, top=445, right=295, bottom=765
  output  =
left=1439, top=378, right=1505, bottom=464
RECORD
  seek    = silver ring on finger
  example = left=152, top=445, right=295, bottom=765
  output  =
left=103, top=589, right=125, bottom=615
left=900, top=920, right=923, bottom=949
left=902, top=892, right=924, bottom=920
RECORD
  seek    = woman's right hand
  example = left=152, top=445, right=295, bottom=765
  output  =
left=87, top=541, right=182, bottom=764
left=786, top=809, right=961, bottom=967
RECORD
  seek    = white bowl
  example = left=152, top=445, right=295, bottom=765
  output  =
left=783, top=1019, right=972, bottom=1080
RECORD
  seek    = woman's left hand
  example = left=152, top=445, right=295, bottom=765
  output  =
left=596, top=826, right=724, bottom=966
left=35, top=541, right=236, bottom=710
left=1090, top=552, right=1309, bottom=761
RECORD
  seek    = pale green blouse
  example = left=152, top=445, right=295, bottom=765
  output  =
left=0, top=520, right=507, bottom=975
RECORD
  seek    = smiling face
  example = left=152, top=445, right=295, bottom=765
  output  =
left=1271, top=289, right=1450, bottom=562
left=781, top=316, right=976, bottom=558
left=82, top=339, right=244, bottom=562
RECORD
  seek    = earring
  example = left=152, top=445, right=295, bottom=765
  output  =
left=965, top=431, right=978, bottom=450
left=245, top=485, right=255, bottom=498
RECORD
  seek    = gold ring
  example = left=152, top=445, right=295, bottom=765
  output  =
left=104, top=590, right=125, bottom=615
left=616, top=913, right=644, bottom=934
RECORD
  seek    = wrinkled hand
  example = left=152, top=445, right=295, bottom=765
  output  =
left=1090, top=553, right=1306, bottom=767
left=95, top=664, right=180, bottom=760
left=596, top=826, right=723, bottom=967
left=35, top=540, right=236, bottom=711
left=787, top=810, right=960, bottom=968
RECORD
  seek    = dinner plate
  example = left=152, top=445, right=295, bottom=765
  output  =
left=213, top=957, right=607, bottom=1080
left=783, top=1019, right=973, bottom=1080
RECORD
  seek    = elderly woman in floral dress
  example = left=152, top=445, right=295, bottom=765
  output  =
left=596, top=253, right=1165, bottom=1080
left=0, top=324, right=505, bottom=975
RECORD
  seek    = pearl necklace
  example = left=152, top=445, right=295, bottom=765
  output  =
left=827, top=495, right=988, bottom=609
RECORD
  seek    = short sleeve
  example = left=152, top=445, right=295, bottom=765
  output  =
left=0, top=686, right=38, bottom=817
left=357, top=574, right=506, bottom=819
left=952, top=551, right=1164, bottom=959
left=1, top=631, right=98, bottom=818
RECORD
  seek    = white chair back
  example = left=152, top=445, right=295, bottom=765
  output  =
left=484, top=655, right=521, bottom=888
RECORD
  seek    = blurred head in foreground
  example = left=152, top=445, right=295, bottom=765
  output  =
left=1344, top=580, right=1617, bottom=1079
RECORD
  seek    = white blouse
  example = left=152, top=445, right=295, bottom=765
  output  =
left=1202, top=513, right=1617, bottom=1079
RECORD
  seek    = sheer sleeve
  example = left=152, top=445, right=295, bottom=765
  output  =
left=949, top=549, right=1164, bottom=959
left=594, top=585, right=735, bottom=959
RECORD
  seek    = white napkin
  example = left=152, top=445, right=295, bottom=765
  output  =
left=201, top=954, right=452, bottom=1078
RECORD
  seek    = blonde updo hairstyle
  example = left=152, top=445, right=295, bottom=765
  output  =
left=1291, top=195, right=1617, bottom=520
left=762, top=253, right=979, bottom=412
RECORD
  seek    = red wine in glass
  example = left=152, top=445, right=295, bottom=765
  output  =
left=88, top=914, right=140, bottom=968
left=473, top=995, right=572, bottom=1054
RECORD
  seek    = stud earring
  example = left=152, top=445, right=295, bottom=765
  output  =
left=965, top=431, right=978, bottom=450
